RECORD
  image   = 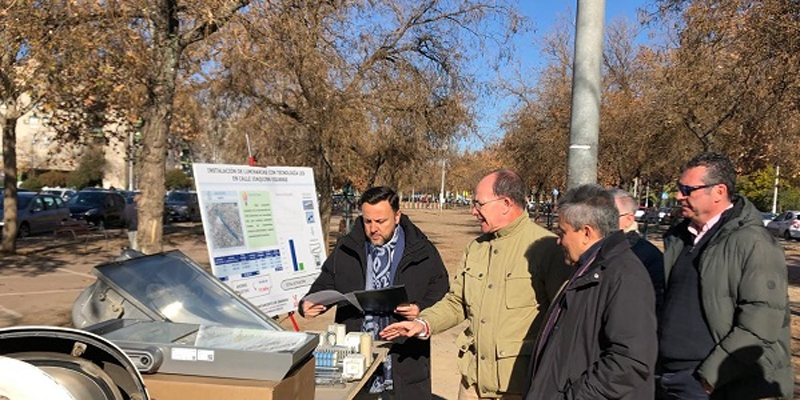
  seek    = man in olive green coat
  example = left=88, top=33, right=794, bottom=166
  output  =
left=657, top=152, right=792, bottom=399
left=381, top=169, right=568, bottom=399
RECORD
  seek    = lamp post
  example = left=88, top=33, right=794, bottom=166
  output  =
left=128, top=129, right=135, bottom=191
left=772, top=165, right=779, bottom=214
left=31, top=136, right=36, bottom=178
left=30, top=132, right=49, bottom=179
left=439, top=142, right=449, bottom=214
left=29, top=120, right=46, bottom=179
left=129, top=119, right=143, bottom=191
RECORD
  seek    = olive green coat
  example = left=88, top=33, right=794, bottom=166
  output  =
left=662, top=196, right=792, bottom=399
left=420, top=214, right=569, bottom=398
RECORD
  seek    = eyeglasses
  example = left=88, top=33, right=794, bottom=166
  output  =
left=471, top=197, right=504, bottom=210
left=677, top=183, right=717, bottom=196
left=619, top=212, right=633, bottom=217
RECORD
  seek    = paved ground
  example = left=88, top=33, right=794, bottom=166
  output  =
left=1, top=208, right=799, bottom=399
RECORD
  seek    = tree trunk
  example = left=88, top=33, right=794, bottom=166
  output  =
left=137, top=4, right=181, bottom=255
left=1, top=116, right=19, bottom=254
left=137, top=111, right=169, bottom=254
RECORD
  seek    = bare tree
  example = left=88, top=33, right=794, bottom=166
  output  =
left=0, top=1, right=94, bottom=252
left=652, top=0, right=800, bottom=173
left=206, top=0, right=520, bottom=240
left=48, top=0, right=252, bottom=253
left=499, top=14, right=573, bottom=196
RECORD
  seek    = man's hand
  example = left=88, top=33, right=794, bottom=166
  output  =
left=699, top=377, right=714, bottom=395
left=380, top=320, right=424, bottom=340
left=301, top=301, right=326, bottom=318
left=394, top=303, right=420, bottom=320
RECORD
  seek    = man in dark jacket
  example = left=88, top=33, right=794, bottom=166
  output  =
left=122, top=193, right=140, bottom=250
left=526, top=184, right=657, bottom=400
left=299, top=186, right=449, bottom=400
left=610, top=188, right=665, bottom=314
left=657, top=152, right=792, bottom=399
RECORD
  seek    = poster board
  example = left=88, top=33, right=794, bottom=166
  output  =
left=192, top=164, right=326, bottom=316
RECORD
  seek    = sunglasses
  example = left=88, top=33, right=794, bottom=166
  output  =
left=677, top=183, right=717, bottom=196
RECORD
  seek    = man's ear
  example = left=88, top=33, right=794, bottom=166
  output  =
left=581, top=224, right=596, bottom=244
left=713, top=184, right=728, bottom=203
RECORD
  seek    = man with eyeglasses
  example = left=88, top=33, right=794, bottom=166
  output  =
left=381, top=169, right=568, bottom=399
left=609, top=188, right=665, bottom=314
left=657, top=152, right=791, bottom=399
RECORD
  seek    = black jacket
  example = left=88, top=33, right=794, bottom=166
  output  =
left=626, top=231, right=665, bottom=314
left=300, top=214, right=449, bottom=399
left=527, top=231, right=657, bottom=400
left=122, top=203, right=138, bottom=231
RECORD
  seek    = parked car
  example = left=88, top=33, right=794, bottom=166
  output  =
left=41, top=186, right=77, bottom=201
left=165, top=190, right=200, bottom=222
left=66, top=189, right=127, bottom=228
left=661, top=206, right=684, bottom=226
left=639, top=206, right=668, bottom=224
left=634, top=206, right=646, bottom=221
left=0, top=192, right=71, bottom=237
left=761, top=212, right=778, bottom=227
left=766, top=210, right=800, bottom=240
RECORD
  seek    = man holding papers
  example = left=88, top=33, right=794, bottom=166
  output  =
left=299, top=186, right=449, bottom=399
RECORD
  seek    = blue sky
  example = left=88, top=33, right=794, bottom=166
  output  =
left=469, top=0, right=651, bottom=149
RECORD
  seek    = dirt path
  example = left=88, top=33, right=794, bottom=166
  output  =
left=1, top=208, right=799, bottom=399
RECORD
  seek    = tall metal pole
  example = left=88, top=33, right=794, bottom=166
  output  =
left=128, top=129, right=135, bottom=191
left=567, top=0, right=606, bottom=189
left=30, top=134, right=36, bottom=178
left=439, top=159, right=446, bottom=214
left=772, top=165, right=779, bottom=214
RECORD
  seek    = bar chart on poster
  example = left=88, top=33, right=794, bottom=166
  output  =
left=193, top=164, right=327, bottom=316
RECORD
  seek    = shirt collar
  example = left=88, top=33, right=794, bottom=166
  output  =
left=688, top=204, right=734, bottom=241
left=577, top=237, right=606, bottom=267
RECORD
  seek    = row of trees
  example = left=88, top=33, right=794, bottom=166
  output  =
left=498, top=0, right=799, bottom=203
left=1, top=0, right=521, bottom=253
left=3, top=0, right=796, bottom=253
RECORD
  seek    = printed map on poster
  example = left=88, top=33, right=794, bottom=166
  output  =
left=193, top=164, right=326, bottom=316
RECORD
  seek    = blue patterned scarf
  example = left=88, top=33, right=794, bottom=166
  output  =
left=363, top=224, right=404, bottom=393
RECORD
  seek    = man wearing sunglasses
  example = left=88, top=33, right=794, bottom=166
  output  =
left=657, top=152, right=791, bottom=399
left=381, top=169, right=569, bottom=399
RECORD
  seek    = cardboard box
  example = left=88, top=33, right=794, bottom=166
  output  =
left=144, top=356, right=315, bottom=400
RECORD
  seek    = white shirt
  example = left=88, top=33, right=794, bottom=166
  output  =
left=688, top=204, right=734, bottom=245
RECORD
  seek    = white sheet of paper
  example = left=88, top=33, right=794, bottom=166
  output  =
left=303, top=290, right=360, bottom=311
